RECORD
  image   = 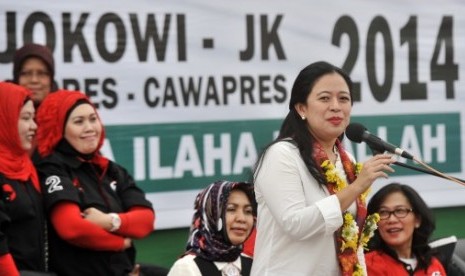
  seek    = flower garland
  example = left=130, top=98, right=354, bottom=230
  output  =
left=316, top=140, right=380, bottom=276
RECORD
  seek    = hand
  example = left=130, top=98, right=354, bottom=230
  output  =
left=82, top=207, right=112, bottom=231
left=355, top=154, right=395, bottom=193
left=123, top=237, right=133, bottom=250
left=337, top=154, right=395, bottom=211
left=128, top=264, right=140, bottom=276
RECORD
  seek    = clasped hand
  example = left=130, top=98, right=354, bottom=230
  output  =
left=82, top=207, right=132, bottom=250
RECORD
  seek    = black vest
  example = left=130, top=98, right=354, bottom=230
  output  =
left=194, top=256, right=252, bottom=276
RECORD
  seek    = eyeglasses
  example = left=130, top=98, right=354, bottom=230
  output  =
left=19, top=70, right=50, bottom=79
left=378, top=208, right=413, bottom=220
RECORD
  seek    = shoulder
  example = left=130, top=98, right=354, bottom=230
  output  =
left=240, top=253, right=253, bottom=261
left=108, top=160, right=123, bottom=170
left=107, top=161, right=131, bottom=178
left=365, top=250, right=394, bottom=268
left=36, top=152, right=62, bottom=165
left=428, top=256, right=447, bottom=274
left=365, top=250, right=392, bottom=260
left=36, top=152, right=74, bottom=171
left=0, top=174, right=9, bottom=183
left=172, top=254, right=196, bottom=265
left=255, top=140, right=300, bottom=175
left=168, top=255, right=201, bottom=276
left=240, top=254, right=253, bottom=275
left=0, top=174, right=20, bottom=198
left=266, top=139, right=299, bottom=156
left=0, top=174, right=22, bottom=186
left=366, top=250, right=409, bottom=276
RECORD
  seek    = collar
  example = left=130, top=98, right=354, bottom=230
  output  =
left=213, top=256, right=242, bottom=272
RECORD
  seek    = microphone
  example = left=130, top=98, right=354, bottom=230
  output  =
left=345, top=122, right=414, bottom=160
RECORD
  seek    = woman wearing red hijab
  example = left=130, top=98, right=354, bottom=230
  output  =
left=35, top=90, right=155, bottom=276
left=0, top=82, right=50, bottom=275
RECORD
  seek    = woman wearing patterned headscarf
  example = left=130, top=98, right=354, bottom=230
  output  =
left=168, top=180, right=256, bottom=276
left=0, top=82, right=50, bottom=275
left=34, top=90, right=154, bottom=276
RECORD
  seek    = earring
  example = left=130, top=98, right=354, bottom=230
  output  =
left=301, top=116, right=306, bottom=120
left=217, top=218, right=223, bottom=231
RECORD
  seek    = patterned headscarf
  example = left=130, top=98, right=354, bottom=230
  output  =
left=36, top=90, right=108, bottom=170
left=0, top=82, right=40, bottom=191
left=185, top=180, right=255, bottom=262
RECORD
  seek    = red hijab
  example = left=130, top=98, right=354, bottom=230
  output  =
left=36, top=90, right=108, bottom=170
left=0, top=82, right=40, bottom=191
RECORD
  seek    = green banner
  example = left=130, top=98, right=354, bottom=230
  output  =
left=105, top=113, right=461, bottom=193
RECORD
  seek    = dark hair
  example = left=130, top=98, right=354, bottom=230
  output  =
left=252, top=61, right=353, bottom=187
left=231, top=183, right=257, bottom=217
left=367, top=182, right=436, bottom=270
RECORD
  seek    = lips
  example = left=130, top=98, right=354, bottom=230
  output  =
left=81, top=135, right=97, bottom=141
left=386, top=228, right=402, bottom=234
left=230, top=227, right=248, bottom=235
left=27, top=87, right=41, bottom=94
left=328, top=117, right=343, bottom=124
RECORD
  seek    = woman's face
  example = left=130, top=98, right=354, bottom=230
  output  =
left=377, top=191, right=421, bottom=256
left=225, top=189, right=254, bottom=245
left=18, top=100, right=37, bottom=151
left=64, top=103, right=102, bottom=154
left=18, top=57, right=52, bottom=105
left=295, top=72, right=352, bottom=143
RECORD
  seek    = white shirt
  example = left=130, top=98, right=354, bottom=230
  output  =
left=168, top=254, right=243, bottom=276
left=251, top=141, right=366, bottom=276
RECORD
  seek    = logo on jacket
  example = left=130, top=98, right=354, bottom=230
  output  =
left=110, top=181, right=117, bottom=191
left=45, top=175, right=64, bottom=194
left=1, top=184, right=16, bottom=201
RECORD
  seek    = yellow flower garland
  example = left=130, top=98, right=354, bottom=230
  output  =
left=321, top=160, right=380, bottom=275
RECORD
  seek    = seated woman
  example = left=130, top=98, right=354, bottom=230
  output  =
left=168, top=180, right=256, bottom=276
left=34, top=90, right=155, bottom=276
left=365, top=182, right=446, bottom=275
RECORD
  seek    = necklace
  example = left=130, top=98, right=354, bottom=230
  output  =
left=315, top=140, right=380, bottom=275
left=222, top=263, right=240, bottom=276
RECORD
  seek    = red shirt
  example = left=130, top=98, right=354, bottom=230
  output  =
left=365, top=250, right=446, bottom=276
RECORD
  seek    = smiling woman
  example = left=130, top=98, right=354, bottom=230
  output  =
left=18, top=100, right=37, bottom=151
left=63, top=103, right=102, bottom=155
left=365, top=182, right=447, bottom=275
left=167, top=180, right=256, bottom=276
left=0, top=82, right=50, bottom=274
left=250, top=61, right=395, bottom=276
left=34, top=90, right=156, bottom=276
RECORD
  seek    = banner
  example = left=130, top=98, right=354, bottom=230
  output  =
left=1, top=0, right=464, bottom=229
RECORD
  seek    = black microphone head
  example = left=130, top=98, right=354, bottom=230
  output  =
left=345, top=122, right=367, bottom=143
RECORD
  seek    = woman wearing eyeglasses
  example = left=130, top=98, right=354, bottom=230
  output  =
left=12, top=43, right=57, bottom=108
left=365, top=182, right=446, bottom=275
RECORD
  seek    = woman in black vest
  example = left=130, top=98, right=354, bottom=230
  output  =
left=0, top=82, right=51, bottom=275
left=168, top=180, right=256, bottom=276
